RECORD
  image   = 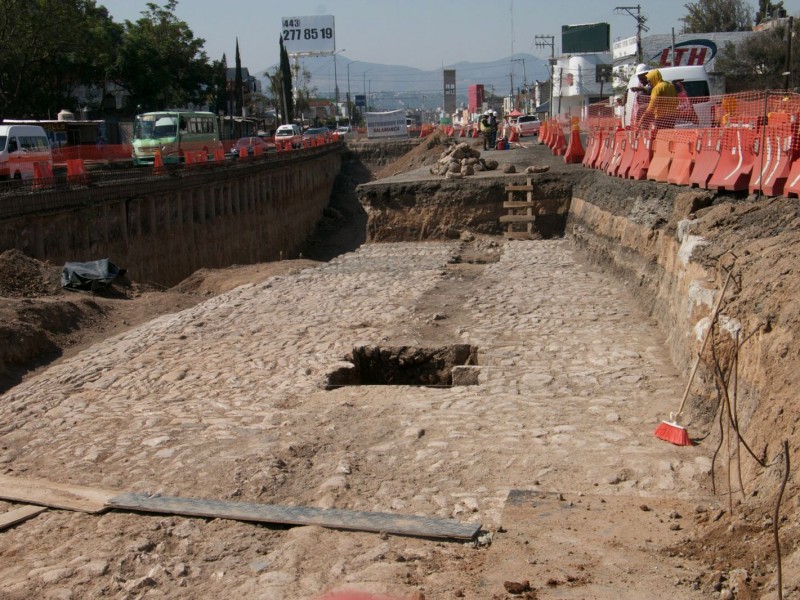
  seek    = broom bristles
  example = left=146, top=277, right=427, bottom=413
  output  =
left=654, top=421, right=692, bottom=446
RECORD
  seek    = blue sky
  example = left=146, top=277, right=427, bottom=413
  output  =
left=99, top=0, right=694, bottom=72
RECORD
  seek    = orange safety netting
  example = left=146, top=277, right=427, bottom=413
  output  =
left=556, top=89, right=800, bottom=197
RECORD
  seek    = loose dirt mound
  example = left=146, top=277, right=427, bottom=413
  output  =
left=0, top=249, right=62, bottom=298
left=374, top=132, right=483, bottom=179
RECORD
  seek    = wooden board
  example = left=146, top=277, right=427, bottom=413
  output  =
left=503, top=201, right=536, bottom=209
left=504, top=185, right=534, bottom=192
left=0, top=505, right=47, bottom=531
left=0, top=474, right=117, bottom=514
left=500, top=214, right=536, bottom=224
left=108, top=492, right=481, bottom=540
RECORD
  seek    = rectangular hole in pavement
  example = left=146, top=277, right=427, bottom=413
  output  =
left=325, top=344, right=479, bottom=389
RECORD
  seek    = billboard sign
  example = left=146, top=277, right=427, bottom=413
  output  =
left=366, top=110, right=409, bottom=139
left=443, top=69, right=456, bottom=114
left=651, top=39, right=717, bottom=67
left=355, top=94, right=366, bottom=108
left=562, top=22, right=610, bottom=54
left=281, top=15, right=335, bottom=55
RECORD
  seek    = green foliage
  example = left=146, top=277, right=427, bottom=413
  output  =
left=112, top=1, right=213, bottom=112
left=681, top=0, right=754, bottom=33
left=279, top=37, right=294, bottom=123
left=0, top=0, right=122, bottom=118
left=715, top=19, right=799, bottom=91
left=234, top=39, right=244, bottom=117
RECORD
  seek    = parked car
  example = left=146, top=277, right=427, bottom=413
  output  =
left=275, top=124, right=303, bottom=149
left=303, top=127, right=330, bottom=144
left=230, top=136, right=268, bottom=158
left=513, top=115, right=541, bottom=137
left=336, top=125, right=352, bottom=137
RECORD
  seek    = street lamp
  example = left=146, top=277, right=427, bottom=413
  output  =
left=333, top=49, right=346, bottom=123
left=347, top=60, right=360, bottom=123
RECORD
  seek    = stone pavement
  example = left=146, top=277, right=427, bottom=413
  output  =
left=0, top=239, right=712, bottom=599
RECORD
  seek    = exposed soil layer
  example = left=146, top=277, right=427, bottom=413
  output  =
left=0, top=137, right=798, bottom=598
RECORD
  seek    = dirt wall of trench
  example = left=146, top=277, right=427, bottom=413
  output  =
left=567, top=171, right=800, bottom=527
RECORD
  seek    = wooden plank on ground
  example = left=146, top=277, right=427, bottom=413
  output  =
left=107, top=492, right=481, bottom=540
left=503, top=201, right=536, bottom=209
left=504, top=185, right=534, bottom=192
left=500, top=214, right=536, bottom=224
left=0, top=505, right=47, bottom=531
left=0, top=474, right=117, bottom=514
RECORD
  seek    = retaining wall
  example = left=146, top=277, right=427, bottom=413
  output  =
left=0, top=148, right=342, bottom=286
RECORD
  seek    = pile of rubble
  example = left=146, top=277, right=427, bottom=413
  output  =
left=429, top=142, right=499, bottom=178
left=429, top=141, right=550, bottom=178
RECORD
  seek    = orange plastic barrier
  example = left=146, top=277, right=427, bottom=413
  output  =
left=33, top=161, right=54, bottom=189
left=564, top=118, right=584, bottom=164
left=597, top=128, right=619, bottom=172
left=749, top=125, right=798, bottom=196
left=239, top=147, right=248, bottom=159
left=508, top=127, right=519, bottom=143
left=581, top=129, right=598, bottom=167
left=605, top=130, right=627, bottom=176
left=784, top=159, right=800, bottom=197
left=646, top=132, right=673, bottom=183
left=153, top=150, right=165, bottom=174
left=214, top=148, right=225, bottom=162
left=66, top=158, right=90, bottom=185
left=708, top=127, right=757, bottom=191
left=552, top=122, right=567, bottom=156
left=689, top=128, right=722, bottom=189
left=585, top=129, right=606, bottom=169
left=616, top=130, right=638, bottom=179
left=628, top=130, right=653, bottom=180
left=667, top=131, right=698, bottom=186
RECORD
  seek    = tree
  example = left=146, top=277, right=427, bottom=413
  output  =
left=278, top=36, right=294, bottom=124
left=714, top=19, right=799, bottom=91
left=756, top=0, right=785, bottom=24
left=112, top=0, right=213, bottom=112
left=234, top=38, right=244, bottom=117
left=681, top=0, right=754, bottom=33
left=0, top=0, right=121, bottom=118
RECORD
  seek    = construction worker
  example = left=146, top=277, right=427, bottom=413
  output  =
left=479, top=111, right=491, bottom=150
left=637, top=69, right=677, bottom=130
left=488, top=110, right=498, bottom=149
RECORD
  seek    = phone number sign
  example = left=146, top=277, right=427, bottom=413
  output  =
left=281, top=15, right=336, bottom=55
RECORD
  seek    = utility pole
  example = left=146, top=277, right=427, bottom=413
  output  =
left=615, top=5, right=649, bottom=64
left=785, top=16, right=794, bottom=91
left=512, top=58, right=527, bottom=111
left=534, top=34, right=555, bottom=117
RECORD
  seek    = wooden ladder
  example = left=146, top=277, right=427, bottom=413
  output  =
left=501, top=177, right=536, bottom=240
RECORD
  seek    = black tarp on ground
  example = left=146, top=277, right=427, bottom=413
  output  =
left=61, top=259, right=123, bottom=291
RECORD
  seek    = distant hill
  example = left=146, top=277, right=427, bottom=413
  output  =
left=257, top=53, right=549, bottom=111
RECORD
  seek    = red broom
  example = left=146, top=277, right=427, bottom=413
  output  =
left=655, top=269, right=734, bottom=446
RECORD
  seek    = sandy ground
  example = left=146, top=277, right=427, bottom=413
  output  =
left=0, top=137, right=798, bottom=600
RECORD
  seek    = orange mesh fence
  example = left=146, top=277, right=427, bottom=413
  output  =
left=572, top=90, right=800, bottom=196
left=52, top=144, right=132, bottom=164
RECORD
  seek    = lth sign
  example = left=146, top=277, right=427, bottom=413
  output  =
left=653, top=40, right=717, bottom=67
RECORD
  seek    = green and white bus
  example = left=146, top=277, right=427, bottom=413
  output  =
left=132, top=110, right=222, bottom=166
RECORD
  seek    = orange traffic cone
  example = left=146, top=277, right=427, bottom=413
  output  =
left=153, top=150, right=165, bottom=174
left=552, top=122, right=567, bottom=156
left=508, top=127, right=519, bottom=143
left=563, top=117, right=585, bottom=163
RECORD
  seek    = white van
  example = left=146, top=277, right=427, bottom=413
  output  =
left=623, top=65, right=712, bottom=128
left=0, top=124, right=53, bottom=180
left=275, top=124, right=302, bottom=149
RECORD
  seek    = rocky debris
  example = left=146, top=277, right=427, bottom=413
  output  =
left=525, top=165, right=550, bottom=174
left=502, top=164, right=517, bottom=174
left=429, top=141, right=498, bottom=177
left=0, top=249, right=62, bottom=298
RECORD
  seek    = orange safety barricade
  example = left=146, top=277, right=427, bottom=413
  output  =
left=32, top=161, right=54, bottom=189
left=472, top=125, right=479, bottom=138
left=667, top=130, right=698, bottom=186
left=708, top=127, right=757, bottom=192
left=253, top=144, right=263, bottom=156
left=616, top=129, right=638, bottom=179
left=239, top=147, right=249, bottom=159
left=646, top=131, right=673, bottom=183
left=563, top=117, right=584, bottom=164
left=628, top=130, right=653, bottom=180
left=605, top=129, right=627, bottom=176
left=784, top=157, right=800, bottom=197
left=153, top=150, right=165, bottom=174
left=66, top=158, right=90, bottom=185
left=689, top=128, right=722, bottom=189
left=552, top=122, right=567, bottom=156
left=582, top=129, right=597, bottom=167
left=597, top=128, right=619, bottom=172
left=749, top=125, right=798, bottom=196
left=586, top=129, right=606, bottom=169
left=214, top=148, right=225, bottom=162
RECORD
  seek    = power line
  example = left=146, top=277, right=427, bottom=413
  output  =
left=614, top=5, right=649, bottom=64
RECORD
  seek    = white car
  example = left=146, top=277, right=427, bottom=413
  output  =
left=275, top=124, right=303, bottom=149
left=513, top=115, right=541, bottom=137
